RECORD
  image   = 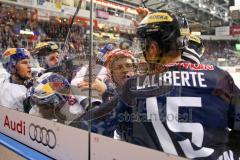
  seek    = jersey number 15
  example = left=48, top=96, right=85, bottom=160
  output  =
left=146, top=97, right=214, bottom=159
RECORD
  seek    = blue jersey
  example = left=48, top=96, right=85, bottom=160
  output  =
left=76, top=62, right=240, bottom=160
left=116, top=62, right=240, bottom=160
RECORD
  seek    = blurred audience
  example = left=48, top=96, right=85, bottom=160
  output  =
left=0, top=4, right=239, bottom=67
left=201, top=40, right=240, bottom=66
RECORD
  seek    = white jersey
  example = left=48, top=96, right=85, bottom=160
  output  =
left=70, top=64, right=107, bottom=103
left=0, top=77, right=27, bottom=112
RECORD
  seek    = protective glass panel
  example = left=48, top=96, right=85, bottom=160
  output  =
left=0, top=0, right=239, bottom=160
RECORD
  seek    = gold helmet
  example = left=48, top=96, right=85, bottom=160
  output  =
left=182, top=34, right=205, bottom=64
left=188, top=34, right=204, bottom=57
left=31, top=42, right=59, bottom=57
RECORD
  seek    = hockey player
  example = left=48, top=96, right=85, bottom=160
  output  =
left=83, top=10, right=240, bottom=160
left=31, top=42, right=60, bottom=69
left=31, top=41, right=78, bottom=81
left=104, top=49, right=137, bottom=90
left=114, top=10, right=240, bottom=159
left=136, top=7, right=205, bottom=65
left=0, top=48, right=32, bottom=111
left=182, top=34, right=205, bottom=64
left=70, top=49, right=137, bottom=136
left=69, top=49, right=136, bottom=114
left=29, top=72, right=86, bottom=123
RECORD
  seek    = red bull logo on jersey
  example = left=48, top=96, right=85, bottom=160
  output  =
left=3, top=115, right=26, bottom=135
left=180, top=63, right=214, bottom=71
left=166, top=63, right=214, bottom=71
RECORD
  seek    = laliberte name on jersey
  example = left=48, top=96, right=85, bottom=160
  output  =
left=137, top=70, right=207, bottom=90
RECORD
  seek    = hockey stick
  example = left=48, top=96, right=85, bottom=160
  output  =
left=58, top=0, right=83, bottom=65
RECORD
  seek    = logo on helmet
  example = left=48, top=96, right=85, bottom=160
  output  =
left=141, top=12, right=173, bottom=24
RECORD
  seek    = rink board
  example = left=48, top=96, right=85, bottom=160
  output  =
left=0, top=106, right=186, bottom=160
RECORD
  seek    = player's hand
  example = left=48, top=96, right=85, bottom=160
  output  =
left=132, top=7, right=150, bottom=28
left=92, top=78, right=107, bottom=96
left=77, top=80, right=89, bottom=91
left=136, top=7, right=149, bottom=20
left=77, top=79, right=107, bottom=96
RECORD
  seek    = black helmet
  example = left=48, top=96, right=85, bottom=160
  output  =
left=137, top=10, right=189, bottom=55
left=31, top=42, right=59, bottom=57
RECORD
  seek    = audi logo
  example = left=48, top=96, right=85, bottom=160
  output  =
left=29, top=123, right=56, bottom=149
